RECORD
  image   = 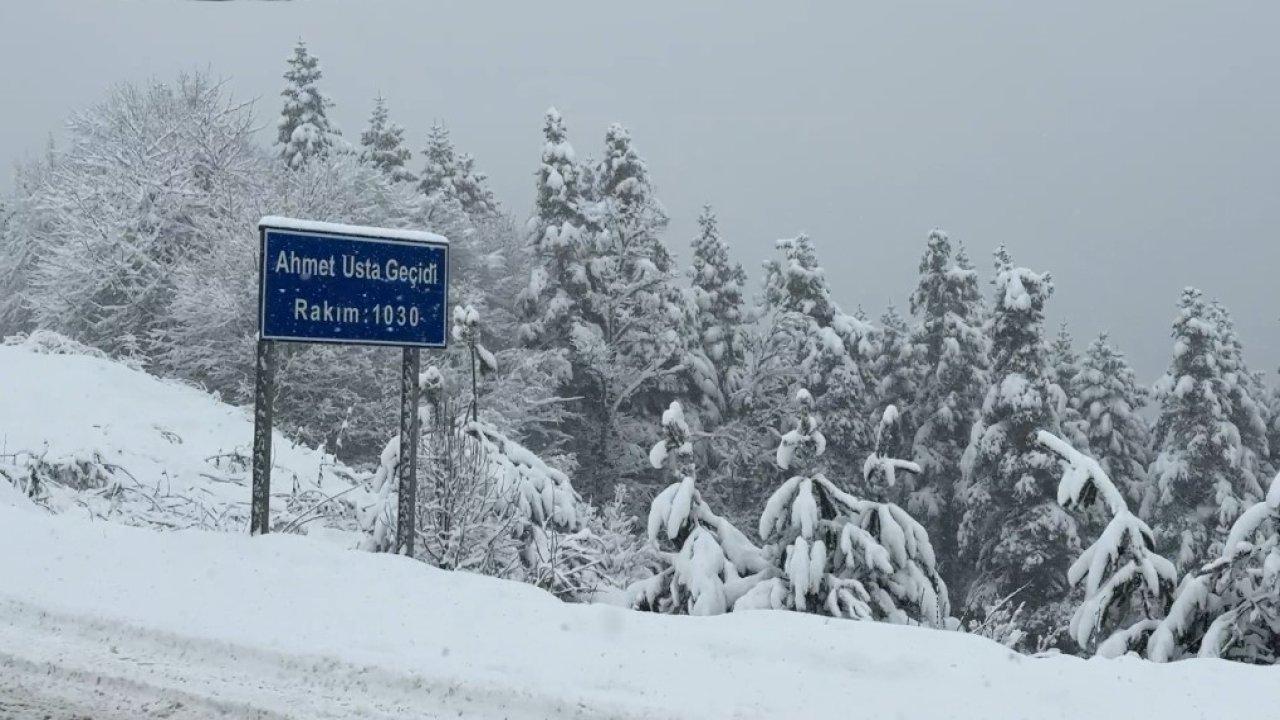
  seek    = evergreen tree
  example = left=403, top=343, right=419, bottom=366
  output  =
left=1149, top=470, right=1280, bottom=664
left=907, top=230, right=988, bottom=586
left=358, top=96, right=414, bottom=183
left=736, top=389, right=950, bottom=625
left=452, top=152, right=500, bottom=219
left=1147, top=288, right=1254, bottom=569
left=571, top=122, right=687, bottom=496
left=626, top=401, right=768, bottom=615
left=760, top=234, right=876, bottom=467
left=517, top=108, right=595, bottom=347
left=417, top=122, right=498, bottom=219
left=277, top=40, right=340, bottom=168
left=958, top=248, right=1079, bottom=646
left=1048, top=323, right=1091, bottom=452
left=1075, top=333, right=1153, bottom=511
left=1038, top=431, right=1176, bottom=657
left=1209, top=300, right=1271, bottom=501
left=1268, top=378, right=1280, bottom=477
left=870, top=305, right=920, bottom=456
left=686, top=205, right=748, bottom=418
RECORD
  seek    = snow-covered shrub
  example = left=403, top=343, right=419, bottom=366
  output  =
left=738, top=390, right=949, bottom=626
left=1038, top=430, right=1176, bottom=657
left=1148, top=470, right=1280, bottom=664
left=417, top=396, right=523, bottom=576
left=627, top=401, right=769, bottom=615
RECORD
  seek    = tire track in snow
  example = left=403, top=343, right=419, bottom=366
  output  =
left=0, top=598, right=646, bottom=720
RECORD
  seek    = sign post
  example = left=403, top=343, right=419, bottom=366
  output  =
left=252, top=217, right=448, bottom=554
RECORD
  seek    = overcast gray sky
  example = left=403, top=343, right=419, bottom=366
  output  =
left=2, top=0, right=1277, bottom=383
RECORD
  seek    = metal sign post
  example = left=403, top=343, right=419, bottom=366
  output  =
left=396, top=348, right=420, bottom=556
left=249, top=338, right=276, bottom=536
left=251, top=217, right=448, bottom=552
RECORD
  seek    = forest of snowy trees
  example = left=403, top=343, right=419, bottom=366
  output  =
left=1, top=42, right=1278, bottom=665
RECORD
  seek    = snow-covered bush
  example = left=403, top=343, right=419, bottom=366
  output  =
left=738, top=390, right=949, bottom=626
left=1038, top=430, right=1176, bottom=656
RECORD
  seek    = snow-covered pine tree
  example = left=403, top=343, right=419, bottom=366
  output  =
left=1147, top=288, right=1255, bottom=570
left=277, top=40, right=340, bottom=168
left=1048, top=323, right=1091, bottom=452
left=1209, top=300, right=1271, bottom=503
left=1268, top=379, right=1280, bottom=477
left=870, top=305, right=920, bottom=463
left=358, top=96, right=415, bottom=183
left=686, top=205, right=749, bottom=420
left=958, top=248, right=1079, bottom=646
left=737, top=390, right=950, bottom=626
left=1075, top=333, right=1153, bottom=511
left=627, top=401, right=769, bottom=615
left=564, top=122, right=688, bottom=497
left=907, top=230, right=988, bottom=587
left=760, top=234, right=877, bottom=468
left=452, top=152, right=500, bottom=219
left=416, top=121, right=498, bottom=220
left=1038, top=430, right=1176, bottom=656
left=862, top=405, right=922, bottom=509
left=1148, top=470, right=1280, bottom=664
left=517, top=108, right=595, bottom=348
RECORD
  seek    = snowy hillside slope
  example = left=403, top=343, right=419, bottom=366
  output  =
left=0, top=335, right=360, bottom=532
left=1, top=505, right=1274, bottom=720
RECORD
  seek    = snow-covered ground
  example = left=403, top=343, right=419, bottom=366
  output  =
left=0, top=335, right=360, bottom=533
left=1, top=337, right=1276, bottom=719
left=0, top=502, right=1275, bottom=719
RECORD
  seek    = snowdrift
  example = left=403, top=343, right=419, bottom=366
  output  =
left=1, top=504, right=1273, bottom=720
left=0, top=336, right=358, bottom=531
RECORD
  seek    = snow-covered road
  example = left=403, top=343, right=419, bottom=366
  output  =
left=0, top=597, right=585, bottom=719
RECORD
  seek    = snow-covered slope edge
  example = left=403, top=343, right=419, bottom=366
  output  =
left=0, top=336, right=359, bottom=532
left=1, top=505, right=1272, bottom=720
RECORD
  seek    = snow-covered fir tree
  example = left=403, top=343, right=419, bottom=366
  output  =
left=907, top=230, right=988, bottom=586
left=759, top=234, right=877, bottom=468
left=1209, top=300, right=1271, bottom=503
left=1075, top=333, right=1152, bottom=511
left=277, top=40, right=341, bottom=168
left=1038, top=430, right=1176, bottom=656
left=358, top=96, right=415, bottom=183
left=685, top=204, right=749, bottom=419
left=417, top=121, right=498, bottom=219
left=1147, top=288, right=1255, bottom=570
left=1048, top=323, right=1091, bottom=452
left=552, top=122, right=688, bottom=498
left=870, top=305, right=920, bottom=463
left=626, top=401, right=768, bottom=615
left=1149, top=470, right=1280, bottom=663
left=737, top=390, right=949, bottom=626
left=517, top=108, right=595, bottom=348
left=958, top=248, right=1079, bottom=646
left=1268, top=380, right=1280, bottom=477
left=862, top=405, right=921, bottom=509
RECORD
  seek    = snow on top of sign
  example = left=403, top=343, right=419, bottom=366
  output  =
left=259, top=216, right=448, bottom=244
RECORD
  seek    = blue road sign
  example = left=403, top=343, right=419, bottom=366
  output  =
left=258, top=217, right=449, bottom=348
